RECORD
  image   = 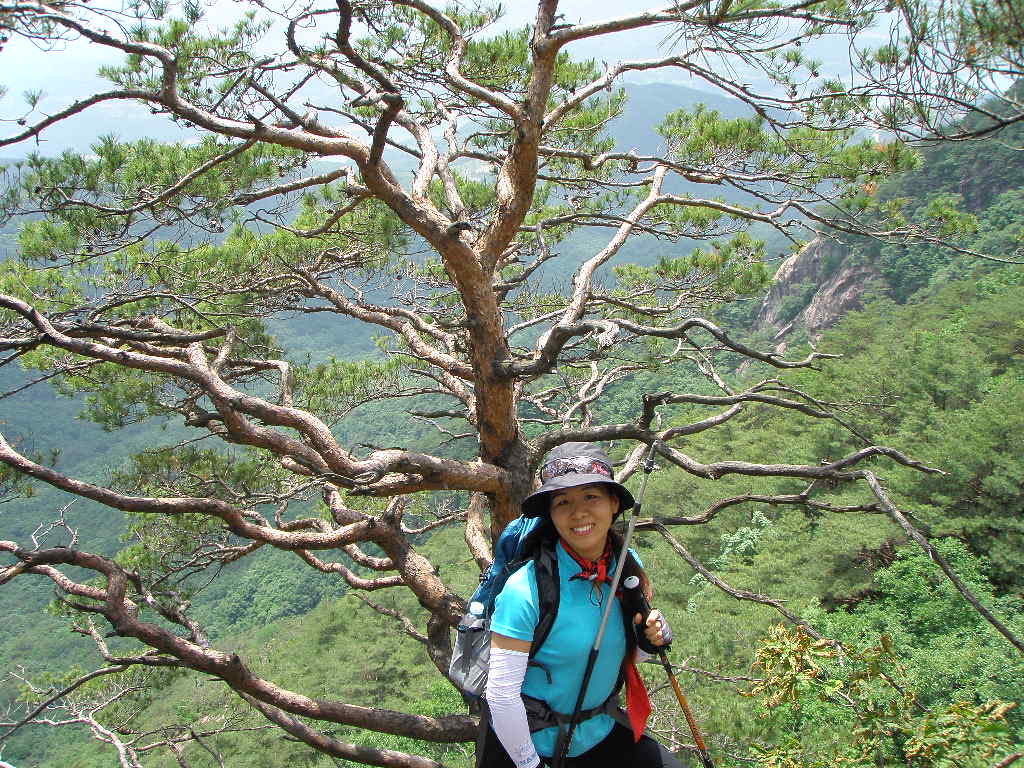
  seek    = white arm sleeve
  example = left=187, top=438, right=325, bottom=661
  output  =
left=484, top=647, right=541, bottom=768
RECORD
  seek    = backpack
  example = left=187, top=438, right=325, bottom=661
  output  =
left=448, top=515, right=560, bottom=700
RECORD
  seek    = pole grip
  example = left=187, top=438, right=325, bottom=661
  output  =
left=623, top=577, right=714, bottom=767
left=622, top=575, right=671, bottom=652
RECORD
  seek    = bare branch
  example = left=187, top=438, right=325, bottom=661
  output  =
left=645, top=488, right=881, bottom=526
left=0, top=664, right=128, bottom=743
left=240, top=693, right=444, bottom=768
left=351, top=593, right=427, bottom=644
left=860, top=471, right=1024, bottom=655
left=652, top=522, right=825, bottom=639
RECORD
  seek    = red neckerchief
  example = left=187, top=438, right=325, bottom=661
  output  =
left=559, top=538, right=652, bottom=741
left=561, top=538, right=613, bottom=584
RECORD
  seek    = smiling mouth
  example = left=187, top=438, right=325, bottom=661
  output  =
left=571, top=523, right=595, bottom=536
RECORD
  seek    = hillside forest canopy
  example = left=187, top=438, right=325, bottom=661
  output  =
left=0, top=1, right=1023, bottom=767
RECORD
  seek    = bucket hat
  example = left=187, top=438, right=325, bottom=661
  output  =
left=521, top=442, right=636, bottom=518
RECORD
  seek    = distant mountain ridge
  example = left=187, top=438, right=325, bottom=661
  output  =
left=0, top=81, right=745, bottom=160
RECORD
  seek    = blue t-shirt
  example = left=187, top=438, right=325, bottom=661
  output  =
left=491, top=543, right=635, bottom=758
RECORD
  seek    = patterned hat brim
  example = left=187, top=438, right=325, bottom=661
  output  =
left=521, top=473, right=636, bottom=518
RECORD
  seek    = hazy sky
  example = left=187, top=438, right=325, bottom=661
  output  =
left=0, top=1, right=871, bottom=154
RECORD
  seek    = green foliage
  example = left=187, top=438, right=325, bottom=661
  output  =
left=195, top=546, right=350, bottom=636
left=334, top=680, right=472, bottom=768
left=657, top=106, right=918, bottom=190
left=611, top=231, right=770, bottom=311
left=742, top=541, right=1023, bottom=768
left=896, top=374, right=1024, bottom=588
left=772, top=282, right=818, bottom=326
left=12, top=137, right=292, bottom=248
left=816, top=541, right=1024, bottom=718
left=688, top=510, right=778, bottom=613
left=428, top=171, right=497, bottom=219
left=659, top=106, right=772, bottom=168
left=99, top=9, right=272, bottom=102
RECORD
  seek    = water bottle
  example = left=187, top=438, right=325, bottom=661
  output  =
left=452, top=600, right=489, bottom=696
left=457, top=600, right=486, bottom=632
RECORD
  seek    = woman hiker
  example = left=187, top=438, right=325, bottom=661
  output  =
left=481, top=442, right=684, bottom=768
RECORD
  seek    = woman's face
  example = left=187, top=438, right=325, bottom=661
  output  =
left=548, top=483, right=619, bottom=560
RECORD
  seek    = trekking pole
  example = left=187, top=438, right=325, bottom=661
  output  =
left=553, top=441, right=659, bottom=768
left=623, top=576, right=716, bottom=768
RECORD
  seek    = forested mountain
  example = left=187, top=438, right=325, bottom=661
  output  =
left=752, top=115, right=1024, bottom=346
left=1, top=3, right=1022, bottom=767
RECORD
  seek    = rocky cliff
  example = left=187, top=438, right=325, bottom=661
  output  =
left=755, top=237, right=887, bottom=347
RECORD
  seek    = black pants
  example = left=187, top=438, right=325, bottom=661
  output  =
left=479, top=722, right=683, bottom=768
